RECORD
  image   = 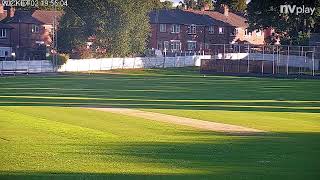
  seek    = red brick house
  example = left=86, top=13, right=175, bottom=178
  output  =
left=149, top=5, right=266, bottom=53
left=0, top=22, right=13, bottom=59
left=1, top=10, right=47, bottom=59
left=0, top=4, right=62, bottom=60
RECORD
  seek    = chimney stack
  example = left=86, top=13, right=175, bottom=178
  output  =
left=0, top=4, right=4, bottom=14
left=201, top=3, right=210, bottom=11
left=4, top=6, right=15, bottom=18
left=220, top=4, right=229, bottom=17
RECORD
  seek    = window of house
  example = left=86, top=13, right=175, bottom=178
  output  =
left=187, top=41, right=196, bottom=50
left=170, top=40, right=181, bottom=51
left=205, top=43, right=209, bottom=49
left=256, top=29, right=262, bottom=36
left=218, top=27, right=224, bottom=34
left=245, top=29, right=252, bottom=36
left=32, top=25, right=40, bottom=33
left=160, top=24, right=166, bottom=32
left=157, top=41, right=163, bottom=50
left=171, top=24, right=180, bottom=33
left=188, top=25, right=196, bottom=34
left=0, top=29, right=6, bottom=38
left=164, top=41, right=169, bottom=50
left=231, top=28, right=238, bottom=35
left=208, top=26, right=214, bottom=34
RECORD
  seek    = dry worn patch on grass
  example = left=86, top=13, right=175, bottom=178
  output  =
left=86, top=107, right=267, bottom=135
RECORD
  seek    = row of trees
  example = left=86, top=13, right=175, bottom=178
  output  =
left=177, top=0, right=246, bottom=13
left=247, top=0, right=320, bottom=45
left=57, top=0, right=249, bottom=58
left=58, top=0, right=165, bottom=58
left=56, top=0, right=319, bottom=58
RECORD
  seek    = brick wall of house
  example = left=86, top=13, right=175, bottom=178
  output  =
left=8, top=23, right=43, bottom=49
left=150, top=23, right=238, bottom=52
left=0, top=30, right=11, bottom=47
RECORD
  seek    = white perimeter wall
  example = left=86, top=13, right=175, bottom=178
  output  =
left=0, top=55, right=211, bottom=73
left=0, top=60, right=54, bottom=73
left=57, top=55, right=211, bottom=72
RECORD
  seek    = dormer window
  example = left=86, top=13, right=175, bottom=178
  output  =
left=188, top=25, right=196, bottom=34
left=0, top=29, right=7, bottom=38
left=218, top=27, right=224, bottom=34
left=32, top=25, right=39, bottom=33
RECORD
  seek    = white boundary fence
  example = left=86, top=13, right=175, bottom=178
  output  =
left=57, top=55, right=210, bottom=72
left=0, top=60, right=54, bottom=75
left=0, top=55, right=211, bottom=75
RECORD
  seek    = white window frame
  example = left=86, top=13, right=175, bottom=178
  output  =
left=164, top=41, right=169, bottom=51
left=157, top=40, right=163, bottom=50
left=0, top=29, right=7, bottom=38
left=231, top=28, right=238, bottom=36
left=171, top=24, right=180, bottom=33
left=32, top=24, right=40, bottom=33
left=170, top=40, right=181, bottom=51
left=245, top=29, right=252, bottom=36
left=208, top=26, right=214, bottom=34
left=256, top=29, right=262, bottom=36
left=218, top=27, right=224, bottom=34
left=160, top=24, right=166, bottom=32
left=188, top=25, right=196, bottom=34
left=204, top=43, right=209, bottom=49
left=187, top=41, right=197, bottom=51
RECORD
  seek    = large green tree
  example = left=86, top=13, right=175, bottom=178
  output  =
left=247, top=0, right=320, bottom=45
left=178, top=0, right=213, bottom=10
left=215, top=0, right=247, bottom=13
left=150, top=0, right=174, bottom=9
left=58, top=0, right=151, bottom=57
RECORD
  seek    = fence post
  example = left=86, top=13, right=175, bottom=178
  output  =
left=27, top=58, right=30, bottom=75
left=111, top=58, right=113, bottom=70
left=223, top=44, right=225, bottom=72
left=14, top=60, right=17, bottom=76
left=287, top=46, right=289, bottom=75
left=64, top=59, right=67, bottom=72
left=238, top=44, right=240, bottom=73
left=272, top=45, right=275, bottom=74
left=40, top=60, right=42, bottom=73
left=77, top=60, right=79, bottom=72
left=0, top=60, right=3, bottom=76
left=163, top=49, right=166, bottom=68
left=100, top=58, right=102, bottom=71
left=133, top=58, right=136, bottom=69
left=88, top=59, right=91, bottom=75
left=247, top=44, right=250, bottom=73
left=312, top=47, right=315, bottom=76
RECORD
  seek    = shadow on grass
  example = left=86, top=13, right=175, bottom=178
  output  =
left=0, top=69, right=320, bottom=114
left=1, top=132, right=320, bottom=180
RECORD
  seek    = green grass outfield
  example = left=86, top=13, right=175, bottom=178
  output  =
left=0, top=68, right=320, bottom=179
